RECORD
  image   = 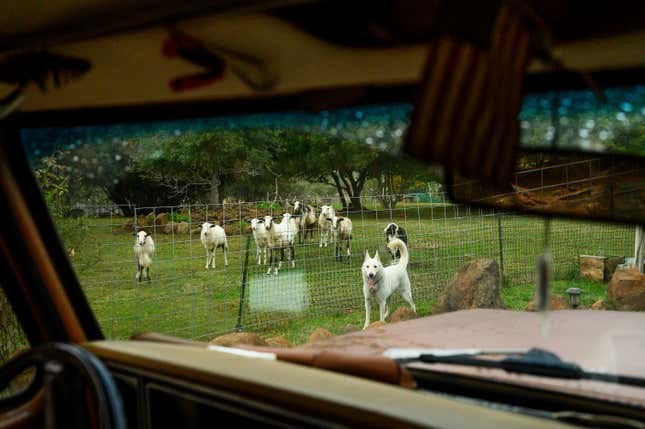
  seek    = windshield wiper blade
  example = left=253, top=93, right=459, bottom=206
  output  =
left=397, top=348, right=645, bottom=389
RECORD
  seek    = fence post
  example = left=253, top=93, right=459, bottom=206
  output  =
left=497, top=213, right=505, bottom=286
left=236, top=235, right=252, bottom=332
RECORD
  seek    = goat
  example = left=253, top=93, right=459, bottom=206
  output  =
left=318, top=205, right=336, bottom=248
left=264, top=213, right=298, bottom=275
left=293, top=200, right=317, bottom=243
left=248, top=218, right=268, bottom=265
left=331, top=215, right=353, bottom=261
left=200, top=222, right=229, bottom=269
left=134, top=230, right=155, bottom=283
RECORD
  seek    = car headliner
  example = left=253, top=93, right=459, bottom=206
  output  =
left=1, top=2, right=644, bottom=112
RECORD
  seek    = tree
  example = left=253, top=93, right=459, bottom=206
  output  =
left=272, top=130, right=379, bottom=211
left=135, top=129, right=275, bottom=205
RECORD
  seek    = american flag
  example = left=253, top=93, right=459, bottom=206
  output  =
left=404, top=3, right=534, bottom=187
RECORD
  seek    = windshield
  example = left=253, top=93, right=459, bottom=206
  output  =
left=18, top=95, right=642, bottom=358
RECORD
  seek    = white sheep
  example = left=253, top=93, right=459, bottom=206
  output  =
left=200, top=222, right=229, bottom=269
left=133, top=230, right=155, bottom=283
left=331, top=215, right=352, bottom=261
left=249, top=218, right=268, bottom=265
left=318, top=205, right=336, bottom=248
left=293, top=200, right=317, bottom=243
left=264, top=213, right=298, bottom=275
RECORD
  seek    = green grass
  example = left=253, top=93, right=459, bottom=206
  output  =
left=56, top=211, right=632, bottom=345
left=501, top=278, right=608, bottom=311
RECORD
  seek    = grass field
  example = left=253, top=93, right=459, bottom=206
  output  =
left=56, top=206, right=633, bottom=345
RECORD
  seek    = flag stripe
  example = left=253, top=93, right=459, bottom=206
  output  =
left=402, top=3, right=533, bottom=186
left=425, top=39, right=472, bottom=162
left=480, top=9, right=523, bottom=179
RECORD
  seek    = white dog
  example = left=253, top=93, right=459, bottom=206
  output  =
left=362, top=238, right=416, bottom=329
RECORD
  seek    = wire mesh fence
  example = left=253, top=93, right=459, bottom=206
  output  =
left=56, top=193, right=634, bottom=342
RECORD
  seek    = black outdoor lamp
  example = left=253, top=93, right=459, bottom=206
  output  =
left=565, top=287, right=582, bottom=308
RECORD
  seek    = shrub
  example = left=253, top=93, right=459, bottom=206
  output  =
left=168, top=212, right=191, bottom=223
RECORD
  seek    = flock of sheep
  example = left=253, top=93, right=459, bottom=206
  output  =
left=133, top=201, right=353, bottom=281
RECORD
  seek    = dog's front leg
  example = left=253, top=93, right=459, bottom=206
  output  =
left=379, top=300, right=387, bottom=322
left=363, top=299, right=371, bottom=329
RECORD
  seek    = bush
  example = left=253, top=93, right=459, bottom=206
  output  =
left=257, top=201, right=281, bottom=210
left=169, top=212, right=191, bottom=223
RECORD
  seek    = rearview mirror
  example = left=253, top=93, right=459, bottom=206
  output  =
left=448, top=84, right=645, bottom=224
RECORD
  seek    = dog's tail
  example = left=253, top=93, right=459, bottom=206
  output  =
left=387, top=238, right=408, bottom=269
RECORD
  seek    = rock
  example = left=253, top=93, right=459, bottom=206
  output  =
left=591, top=299, right=606, bottom=310
left=120, top=220, right=134, bottom=232
left=605, top=257, right=625, bottom=280
left=433, top=259, right=505, bottom=314
left=265, top=336, right=291, bottom=348
left=343, top=324, right=360, bottom=334
left=209, top=332, right=267, bottom=347
left=366, top=321, right=386, bottom=329
left=607, top=269, right=645, bottom=311
left=136, top=214, right=149, bottom=227
left=176, top=222, right=190, bottom=234
left=580, top=255, right=625, bottom=282
left=525, top=294, right=569, bottom=311
left=162, top=221, right=190, bottom=234
left=155, top=212, right=169, bottom=226
left=308, top=328, right=333, bottom=343
left=389, top=307, right=417, bottom=322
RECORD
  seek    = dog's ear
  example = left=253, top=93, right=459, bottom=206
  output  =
left=374, top=250, right=382, bottom=264
left=364, top=250, right=370, bottom=261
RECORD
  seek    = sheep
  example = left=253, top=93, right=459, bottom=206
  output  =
left=293, top=200, right=317, bottom=243
left=318, top=205, right=336, bottom=248
left=133, top=230, right=155, bottom=283
left=264, top=213, right=298, bottom=275
left=200, top=222, right=229, bottom=269
left=331, top=215, right=352, bottom=261
left=248, top=218, right=268, bottom=265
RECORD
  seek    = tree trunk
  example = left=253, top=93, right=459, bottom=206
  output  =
left=208, top=173, right=221, bottom=205
left=330, top=171, right=350, bottom=211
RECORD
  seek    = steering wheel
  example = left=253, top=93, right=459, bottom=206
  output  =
left=0, top=342, right=126, bottom=429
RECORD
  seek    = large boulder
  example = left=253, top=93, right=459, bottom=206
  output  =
left=525, top=294, right=569, bottom=311
left=209, top=332, right=267, bottom=347
left=607, top=269, right=645, bottom=311
left=389, top=307, right=417, bottom=322
left=308, top=328, right=333, bottom=343
left=433, top=259, right=505, bottom=314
